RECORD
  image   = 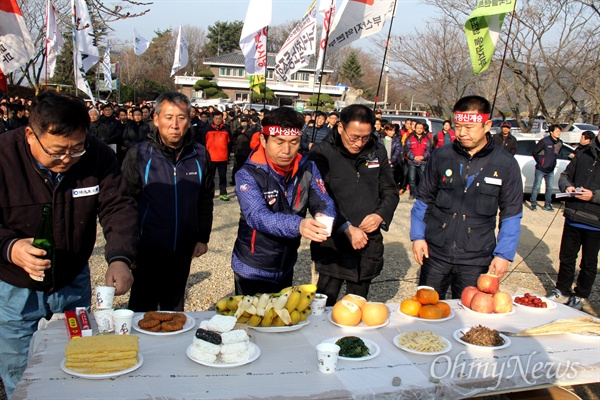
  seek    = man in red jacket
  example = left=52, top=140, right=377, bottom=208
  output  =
left=204, top=110, right=232, bottom=201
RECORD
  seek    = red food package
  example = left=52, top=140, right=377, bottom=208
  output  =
left=64, top=310, right=82, bottom=339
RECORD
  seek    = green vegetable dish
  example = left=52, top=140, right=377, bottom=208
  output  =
left=335, top=336, right=370, bottom=358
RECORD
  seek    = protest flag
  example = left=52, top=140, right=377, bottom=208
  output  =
left=465, top=0, right=516, bottom=75
left=45, top=0, right=64, bottom=78
left=102, top=44, right=112, bottom=91
left=240, top=0, right=272, bottom=75
left=249, top=74, right=265, bottom=94
left=72, top=0, right=99, bottom=72
left=134, top=28, right=150, bottom=56
left=170, top=25, right=188, bottom=77
left=275, top=1, right=317, bottom=83
left=326, top=0, right=394, bottom=52
left=0, top=0, right=36, bottom=74
left=315, top=0, right=335, bottom=79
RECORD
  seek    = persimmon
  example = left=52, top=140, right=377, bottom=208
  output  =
left=361, top=302, right=389, bottom=326
left=416, top=288, right=440, bottom=305
left=400, top=299, right=422, bottom=317
left=434, top=301, right=451, bottom=318
left=418, top=305, right=443, bottom=319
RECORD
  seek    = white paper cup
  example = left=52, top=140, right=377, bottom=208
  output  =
left=112, top=309, right=134, bottom=335
left=94, top=286, right=115, bottom=309
left=315, top=215, right=334, bottom=237
left=311, top=293, right=328, bottom=316
left=317, top=343, right=340, bottom=373
left=417, top=285, right=435, bottom=291
left=93, top=308, right=115, bottom=333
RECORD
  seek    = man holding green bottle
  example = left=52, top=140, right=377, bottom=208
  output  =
left=0, top=91, right=138, bottom=397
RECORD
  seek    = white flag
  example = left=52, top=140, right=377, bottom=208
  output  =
left=102, top=45, right=112, bottom=91
left=327, top=0, right=394, bottom=52
left=170, top=26, right=188, bottom=77
left=239, top=0, right=272, bottom=75
left=315, top=0, right=336, bottom=78
left=73, top=45, right=94, bottom=102
left=72, top=0, right=99, bottom=72
left=45, top=0, right=64, bottom=78
left=275, top=2, right=317, bottom=83
left=0, top=0, right=36, bottom=74
left=133, top=28, right=150, bottom=56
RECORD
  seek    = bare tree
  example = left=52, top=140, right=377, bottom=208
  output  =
left=9, top=0, right=150, bottom=89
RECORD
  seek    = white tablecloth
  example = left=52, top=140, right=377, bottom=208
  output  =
left=12, top=300, right=600, bottom=399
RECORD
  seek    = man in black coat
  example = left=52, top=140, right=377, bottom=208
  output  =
left=492, top=122, right=517, bottom=155
left=308, top=105, right=399, bottom=305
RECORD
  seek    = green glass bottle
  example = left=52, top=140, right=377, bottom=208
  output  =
left=30, top=203, right=54, bottom=289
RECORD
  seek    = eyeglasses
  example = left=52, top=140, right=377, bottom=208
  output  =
left=33, top=131, right=87, bottom=160
left=342, top=126, right=371, bottom=144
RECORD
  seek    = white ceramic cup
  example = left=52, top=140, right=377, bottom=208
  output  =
left=317, top=343, right=340, bottom=374
left=315, top=215, right=334, bottom=237
left=311, top=293, right=328, bottom=316
left=93, top=308, right=115, bottom=333
left=94, top=286, right=115, bottom=309
left=112, top=309, right=134, bottom=335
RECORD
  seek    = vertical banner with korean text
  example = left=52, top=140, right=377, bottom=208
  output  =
left=275, top=1, right=317, bottom=83
left=465, top=0, right=515, bottom=75
left=0, top=0, right=35, bottom=74
left=240, top=0, right=272, bottom=75
left=46, top=0, right=64, bottom=78
left=170, top=26, right=188, bottom=76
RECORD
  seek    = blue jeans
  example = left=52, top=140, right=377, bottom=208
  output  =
left=408, top=164, right=425, bottom=195
left=0, top=266, right=91, bottom=398
left=530, top=169, right=554, bottom=207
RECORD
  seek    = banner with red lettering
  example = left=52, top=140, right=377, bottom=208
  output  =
left=240, top=0, right=272, bottom=75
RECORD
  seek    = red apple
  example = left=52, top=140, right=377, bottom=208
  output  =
left=493, top=292, right=513, bottom=313
left=461, top=286, right=480, bottom=308
left=477, top=273, right=500, bottom=294
left=470, top=292, right=494, bottom=313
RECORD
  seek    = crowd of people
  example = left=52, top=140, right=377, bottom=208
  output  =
left=0, top=91, right=598, bottom=398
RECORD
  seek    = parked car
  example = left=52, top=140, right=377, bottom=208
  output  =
left=381, top=114, right=445, bottom=135
left=243, top=103, right=277, bottom=112
left=514, top=136, right=575, bottom=195
left=557, top=123, right=599, bottom=145
left=489, top=118, right=527, bottom=135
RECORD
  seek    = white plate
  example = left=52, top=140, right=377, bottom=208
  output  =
left=186, top=342, right=260, bottom=368
left=133, top=313, right=196, bottom=335
left=249, top=319, right=309, bottom=333
left=61, top=354, right=143, bottom=379
left=392, top=334, right=452, bottom=356
left=458, top=302, right=516, bottom=317
left=453, top=328, right=511, bottom=349
left=327, top=312, right=390, bottom=330
left=512, top=295, right=557, bottom=311
left=321, top=337, right=381, bottom=361
left=397, top=308, right=456, bottom=322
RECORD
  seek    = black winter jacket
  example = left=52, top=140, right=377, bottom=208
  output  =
left=533, top=135, right=562, bottom=173
left=0, top=128, right=138, bottom=293
left=308, top=132, right=399, bottom=282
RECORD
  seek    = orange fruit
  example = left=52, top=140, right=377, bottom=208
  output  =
left=400, top=299, right=422, bottom=317
left=411, top=295, right=418, bottom=302
left=342, top=294, right=367, bottom=309
left=361, top=302, right=389, bottom=326
left=418, top=305, right=443, bottom=319
left=416, top=288, right=440, bottom=305
left=434, top=301, right=451, bottom=318
left=331, top=300, right=362, bottom=326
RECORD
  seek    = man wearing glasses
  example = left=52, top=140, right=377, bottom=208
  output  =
left=0, top=91, right=138, bottom=397
left=308, top=105, right=399, bottom=306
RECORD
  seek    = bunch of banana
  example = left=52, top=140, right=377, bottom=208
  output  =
left=215, top=284, right=317, bottom=327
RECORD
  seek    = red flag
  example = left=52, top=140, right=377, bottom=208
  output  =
left=0, top=68, right=8, bottom=94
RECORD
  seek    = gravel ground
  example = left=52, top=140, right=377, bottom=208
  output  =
left=1, top=174, right=598, bottom=399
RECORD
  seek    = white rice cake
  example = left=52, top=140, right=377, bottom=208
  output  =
left=221, top=348, right=250, bottom=364
left=189, top=346, right=217, bottom=363
left=220, top=341, right=248, bottom=355
left=207, top=315, right=237, bottom=333
left=192, top=337, right=220, bottom=355
left=221, top=329, right=249, bottom=344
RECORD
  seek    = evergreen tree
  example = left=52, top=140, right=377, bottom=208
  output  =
left=204, top=21, right=244, bottom=56
left=339, top=52, right=363, bottom=87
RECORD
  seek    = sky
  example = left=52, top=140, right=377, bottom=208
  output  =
left=108, top=0, right=436, bottom=48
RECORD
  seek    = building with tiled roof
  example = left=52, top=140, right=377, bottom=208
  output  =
left=174, top=51, right=345, bottom=105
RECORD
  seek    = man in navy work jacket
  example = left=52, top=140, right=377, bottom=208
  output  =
left=122, top=92, right=214, bottom=311
left=232, top=107, right=336, bottom=296
left=410, top=95, right=523, bottom=299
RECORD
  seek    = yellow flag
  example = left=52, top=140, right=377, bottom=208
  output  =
left=249, top=74, right=265, bottom=94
